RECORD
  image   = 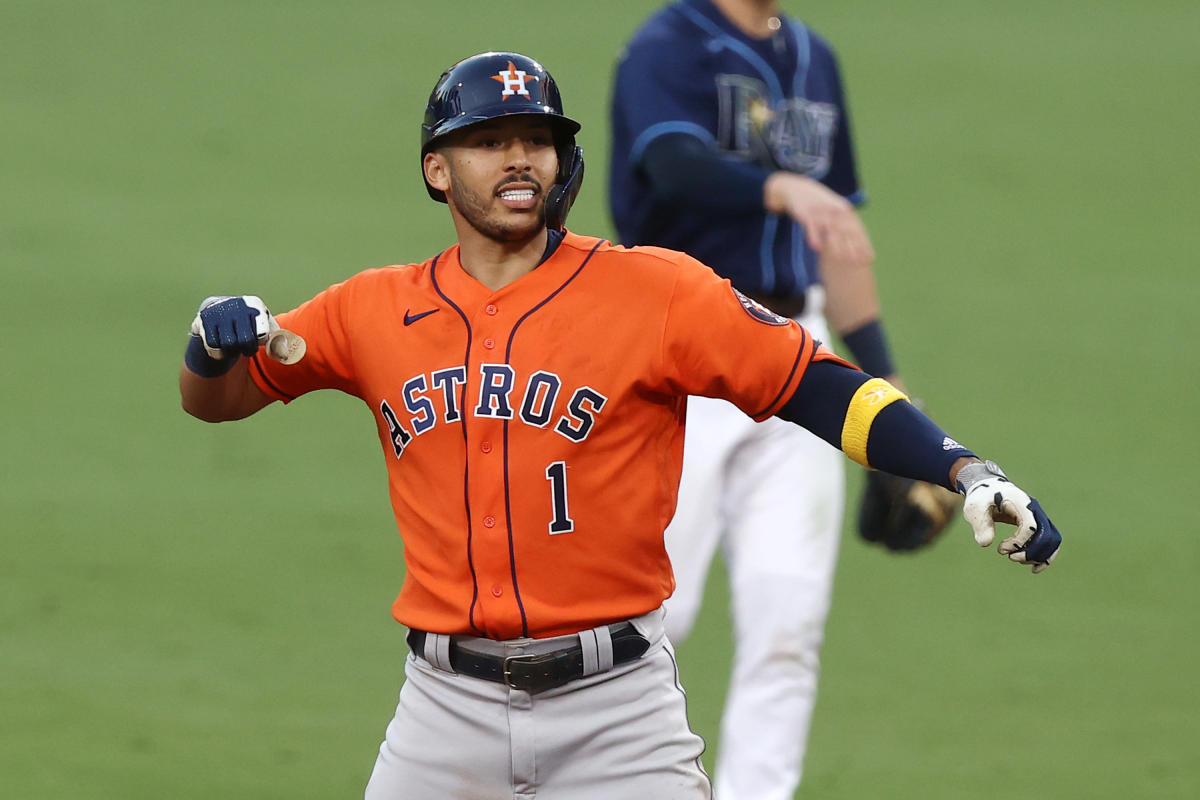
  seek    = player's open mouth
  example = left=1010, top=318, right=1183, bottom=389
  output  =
left=498, top=187, right=538, bottom=210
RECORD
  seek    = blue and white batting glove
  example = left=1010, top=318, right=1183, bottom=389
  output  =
left=955, top=460, right=1061, bottom=574
left=190, top=295, right=272, bottom=359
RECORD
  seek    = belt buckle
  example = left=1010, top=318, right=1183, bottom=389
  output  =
left=502, top=651, right=563, bottom=693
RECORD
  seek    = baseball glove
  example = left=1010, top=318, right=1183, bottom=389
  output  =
left=857, top=470, right=962, bottom=552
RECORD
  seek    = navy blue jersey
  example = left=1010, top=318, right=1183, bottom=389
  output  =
left=609, top=0, right=864, bottom=297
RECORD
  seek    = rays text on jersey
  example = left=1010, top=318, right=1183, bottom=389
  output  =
left=715, top=74, right=837, bottom=177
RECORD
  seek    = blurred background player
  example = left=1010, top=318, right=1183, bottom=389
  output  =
left=610, top=2, right=933, bottom=798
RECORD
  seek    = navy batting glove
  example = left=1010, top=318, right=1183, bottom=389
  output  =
left=195, top=296, right=262, bottom=357
left=1021, top=498, right=1061, bottom=565
left=959, top=461, right=1062, bottom=573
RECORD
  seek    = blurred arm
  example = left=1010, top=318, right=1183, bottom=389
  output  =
left=821, top=247, right=901, bottom=388
left=763, top=173, right=898, bottom=386
left=642, top=133, right=901, bottom=384
left=640, top=132, right=770, bottom=211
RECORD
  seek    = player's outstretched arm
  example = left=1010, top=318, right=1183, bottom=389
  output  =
left=778, top=360, right=1062, bottom=572
left=179, top=295, right=279, bottom=422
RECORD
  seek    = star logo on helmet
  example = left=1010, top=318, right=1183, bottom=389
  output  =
left=492, top=61, right=538, bottom=99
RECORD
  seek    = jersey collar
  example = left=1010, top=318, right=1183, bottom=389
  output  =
left=433, top=230, right=600, bottom=309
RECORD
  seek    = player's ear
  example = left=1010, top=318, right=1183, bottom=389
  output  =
left=424, top=151, right=452, bottom=196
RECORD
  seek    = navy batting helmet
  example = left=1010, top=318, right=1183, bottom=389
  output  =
left=420, top=51, right=584, bottom=231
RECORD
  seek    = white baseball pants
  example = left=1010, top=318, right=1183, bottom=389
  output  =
left=664, top=298, right=845, bottom=800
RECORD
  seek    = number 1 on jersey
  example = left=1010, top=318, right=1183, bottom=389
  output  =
left=545, top=461, right=575, bottom=535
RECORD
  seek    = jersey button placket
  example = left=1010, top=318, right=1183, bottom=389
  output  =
left=469, top=303, right=519, bottom=633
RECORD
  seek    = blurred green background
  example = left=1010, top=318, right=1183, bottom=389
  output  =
left=3, top=1, right=1197, bottom=798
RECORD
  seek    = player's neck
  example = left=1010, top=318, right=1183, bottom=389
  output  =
left=456, top=225, right=550, bottom=291
left=710, top=0, right=783, bottom=39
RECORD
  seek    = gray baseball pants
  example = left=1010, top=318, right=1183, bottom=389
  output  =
left=364, top=607, right=712, bottom=800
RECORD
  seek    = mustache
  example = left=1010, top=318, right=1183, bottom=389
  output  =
left=493, top=174, right=543, bottom=195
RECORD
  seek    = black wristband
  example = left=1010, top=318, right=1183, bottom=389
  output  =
left=184, top=335, right=238, bottom=378
left=841, top=319, right=896, bottom=377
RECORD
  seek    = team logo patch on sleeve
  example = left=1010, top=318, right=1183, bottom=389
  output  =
left=732, top=288, right=790, bottom=326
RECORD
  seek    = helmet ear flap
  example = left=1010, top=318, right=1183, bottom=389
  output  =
left=545, top=145, right=584, bottom=232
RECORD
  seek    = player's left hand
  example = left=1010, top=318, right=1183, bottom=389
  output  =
left=955, top=461, right=1061, bottom=573
left=763, top=173, right=874, bottom=268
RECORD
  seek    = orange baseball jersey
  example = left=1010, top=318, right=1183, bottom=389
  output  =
left=249, top=232, right=845, bottom=639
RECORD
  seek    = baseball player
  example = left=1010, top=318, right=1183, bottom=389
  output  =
left=608, top=2, right=931, bottom=797
left=179, top=51, right=1061, bottom=800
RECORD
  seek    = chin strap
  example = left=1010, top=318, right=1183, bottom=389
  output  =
left=544, top=145, right=585, bottom=232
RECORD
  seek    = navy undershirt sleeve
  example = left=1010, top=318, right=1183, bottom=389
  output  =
left=775, top=359, right=868, bottom=449
left=640, top=133, right=770, bottom=212
left=865, top=402, right=975, bottom=491
left=775, top=360, right=975, bottom=489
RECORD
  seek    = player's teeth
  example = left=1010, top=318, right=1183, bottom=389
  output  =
left=500, top=190, right=534, bottom=200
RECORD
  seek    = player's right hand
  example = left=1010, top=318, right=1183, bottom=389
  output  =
left=190, top=295, right=272, bottom=359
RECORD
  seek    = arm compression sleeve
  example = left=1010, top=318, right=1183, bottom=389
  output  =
left=640, top=133, right=770, bottom=212
left=776, top=359, right=975, bottom=490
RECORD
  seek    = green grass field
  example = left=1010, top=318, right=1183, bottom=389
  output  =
left=3, top=1, right=1197, bottom=798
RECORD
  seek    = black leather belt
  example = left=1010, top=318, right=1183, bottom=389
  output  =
left=406, top=624, right=650, bottom=694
